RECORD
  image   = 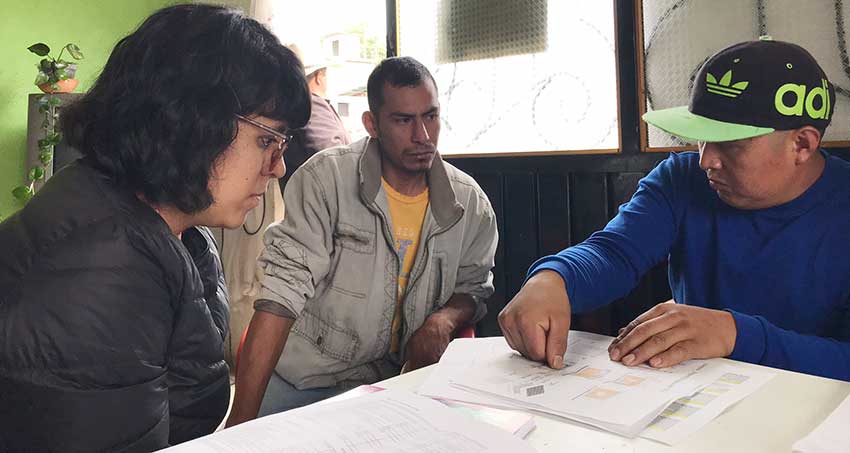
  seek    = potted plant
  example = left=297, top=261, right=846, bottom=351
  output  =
left=28, top=42, right=84, bottom=94
left=11, top=43, right=84, bottom=202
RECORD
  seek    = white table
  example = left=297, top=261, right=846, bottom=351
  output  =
left=377, top=351, right=850, bottom=452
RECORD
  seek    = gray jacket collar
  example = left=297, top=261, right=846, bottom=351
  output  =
left=358, top=137, right=463, bottom=228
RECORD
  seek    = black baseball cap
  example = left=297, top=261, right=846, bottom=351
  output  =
left=643, top=36, right=835, bottom=142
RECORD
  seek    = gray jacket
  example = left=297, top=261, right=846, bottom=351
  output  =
left=257, top=137, right=497, bottom=389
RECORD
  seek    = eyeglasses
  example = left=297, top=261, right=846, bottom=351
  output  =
left=235, top=114, right=293, bottom=172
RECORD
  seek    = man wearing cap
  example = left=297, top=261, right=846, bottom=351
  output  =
left=498, top=38, right=850, bottom=381
left=281, top=46, right=352, bottom=188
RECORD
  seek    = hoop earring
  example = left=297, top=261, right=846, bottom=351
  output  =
left=242, top=192, right=266, bottom=236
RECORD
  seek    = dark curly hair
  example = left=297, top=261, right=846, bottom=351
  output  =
left=367, top=56, right=437, bottom=113
left=61, top=4, right=311, bottom=213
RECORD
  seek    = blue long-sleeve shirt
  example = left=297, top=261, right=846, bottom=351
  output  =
left=530, top=151, right=850, bottom=381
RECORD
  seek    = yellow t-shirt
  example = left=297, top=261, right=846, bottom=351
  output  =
left=382, top=179, right=429, bottom=354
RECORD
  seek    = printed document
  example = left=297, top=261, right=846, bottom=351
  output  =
left=161, top=388, right=536, bottom=453
left=641, top=363, right=774, bottom=444
left=450, top=332, right=724, bottom=436
left=421, top=332, right=771, bottom=442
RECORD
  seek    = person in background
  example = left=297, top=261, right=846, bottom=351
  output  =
left=280, top=43, right=352, bottom=189
left=0, top=4, right=310, bottom=451
left=226, top=56, right=499, bottom=426
left=498, top=38, right=850, bottom=382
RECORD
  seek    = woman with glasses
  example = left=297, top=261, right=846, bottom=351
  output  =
left=0, top=4, right=310, bottom=452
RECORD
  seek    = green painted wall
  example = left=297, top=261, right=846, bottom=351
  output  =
left=0, top=0, right=178, bottom=219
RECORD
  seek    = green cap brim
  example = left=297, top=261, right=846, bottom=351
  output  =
left=643, top=106, right=775, bottom=142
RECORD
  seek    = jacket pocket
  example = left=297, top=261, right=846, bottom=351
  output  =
left=329, top=223, right=375, bottom=299
left=292, top=309, right=359, bottom=362
left=334, top=222, right=374, bottom=254
left=426, top=252, right=449, bottom=310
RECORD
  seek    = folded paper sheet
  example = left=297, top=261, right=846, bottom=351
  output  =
left=792, top=392, right=850, bottom=453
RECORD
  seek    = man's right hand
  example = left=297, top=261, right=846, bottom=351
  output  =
left=497, top=270, right=571, bottom=369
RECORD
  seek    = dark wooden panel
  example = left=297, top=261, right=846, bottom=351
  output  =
left=473, top=173, right=507, bottom=337
left=607, top=172, right=645, bottom=217
left=503, top=173, right=539, bottom=299
left=536, top=173, right=571, bottom=255
left=568, top=173, right=609, bottom=244
left=449, top=153, right=670, bottom=175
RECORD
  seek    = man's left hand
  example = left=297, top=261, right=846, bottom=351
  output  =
left=608, top=300, right=738, bottom=368
left=403, top=311, right=455, bottom=372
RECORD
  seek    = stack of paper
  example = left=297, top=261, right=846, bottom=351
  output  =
left=420, top=331, right=773, bottom=443
left=162, top=389, right=537, bottom=453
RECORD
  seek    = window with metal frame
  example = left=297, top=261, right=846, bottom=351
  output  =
left=396, top=0, right=621, bottom=157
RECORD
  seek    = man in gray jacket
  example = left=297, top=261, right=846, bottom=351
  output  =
left=226, top=56, right=498, bottom=425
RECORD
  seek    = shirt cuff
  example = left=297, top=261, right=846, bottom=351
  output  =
left=527, top=261, right=569, bottom=284
left=254, top=299, right=297, bottom=319
left=726, top=309, right=767, bottom=363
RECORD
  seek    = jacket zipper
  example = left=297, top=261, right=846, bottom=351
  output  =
left=398, top=212, right=463, bottom=357
left=367, top=199, right=463, bottom=362
left=368, top=203, right=402, bottom=357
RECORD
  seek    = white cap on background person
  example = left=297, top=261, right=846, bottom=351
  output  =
left=287, top=43, right=328, bottom=78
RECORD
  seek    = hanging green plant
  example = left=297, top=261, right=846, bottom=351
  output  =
left=12, top=94, right=62, bottom=202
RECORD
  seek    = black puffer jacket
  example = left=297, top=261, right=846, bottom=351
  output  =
left=0, top=161, right=230, bottom=452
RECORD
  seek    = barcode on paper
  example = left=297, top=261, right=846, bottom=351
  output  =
left=525, top=385, right=545, bottom=397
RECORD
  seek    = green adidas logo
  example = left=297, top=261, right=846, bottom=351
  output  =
left=775, top=79, right=831, bottom=120
left=706, top=70, right=749, bottom=98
